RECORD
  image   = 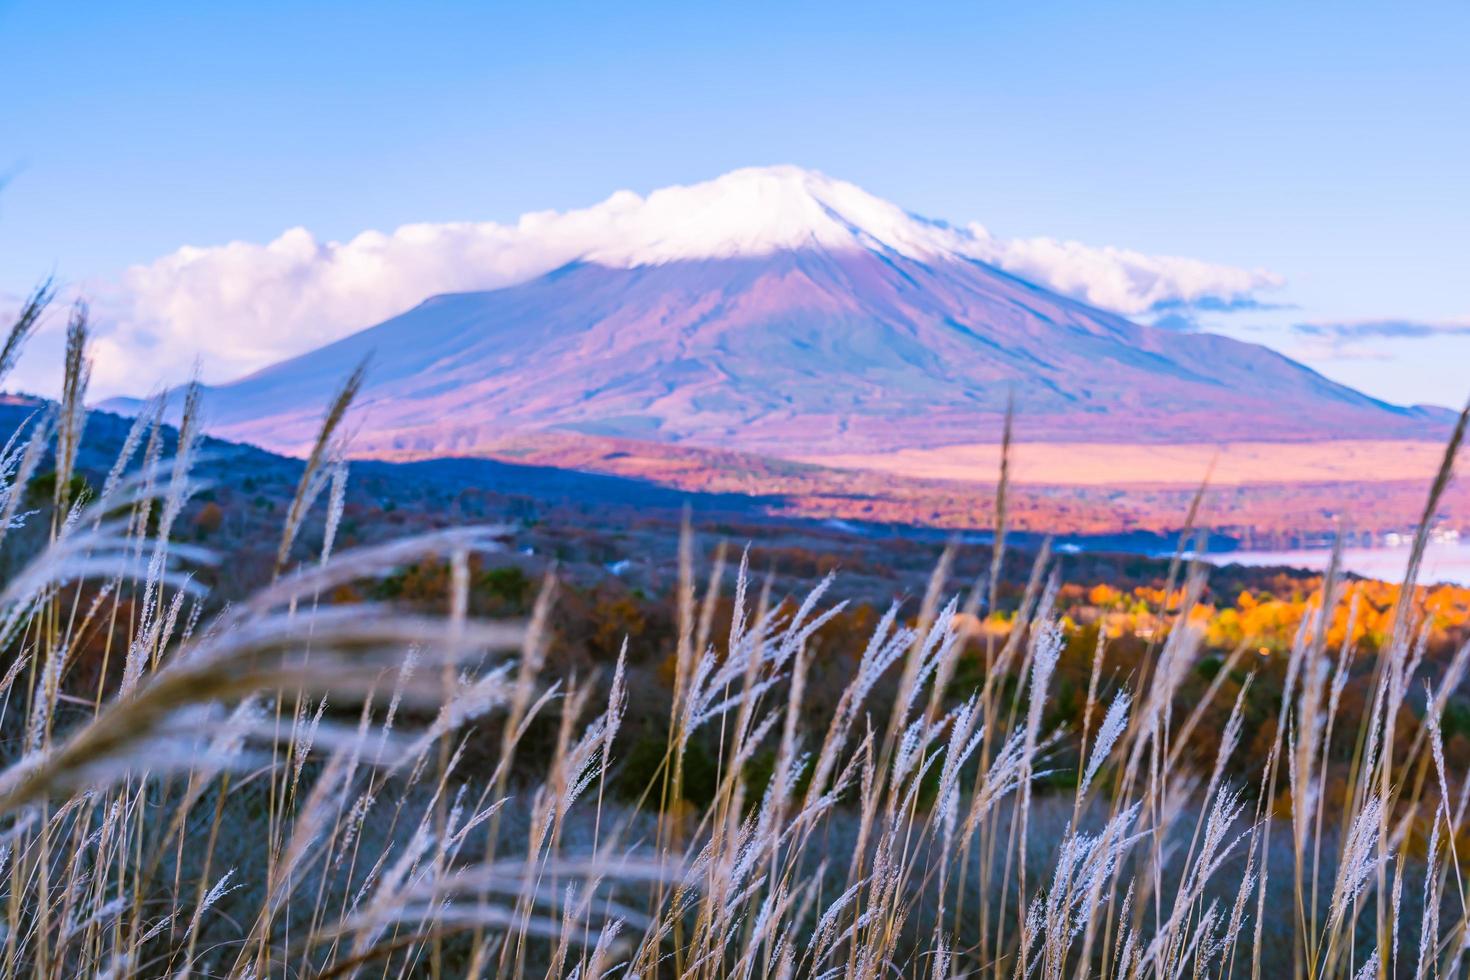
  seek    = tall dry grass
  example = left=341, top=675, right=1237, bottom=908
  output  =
left=0, top=293, right=1467, bottom=978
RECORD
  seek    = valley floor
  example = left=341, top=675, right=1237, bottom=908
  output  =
left=409, top=430, right=1468, bottom=544
left=797, top=438, right=1448, bottom=487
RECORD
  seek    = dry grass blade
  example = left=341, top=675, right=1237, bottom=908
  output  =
left=54, top=301, right=91, bottom=511
left=1389, top=397, right=1469, bottom=651
left=0, top=607, right=523, bottom=813
left=0, top=277, right=54, bottom=386
left=986, top=389, right=1013, bottom=620
left=275, top=355, right=370, bottom=577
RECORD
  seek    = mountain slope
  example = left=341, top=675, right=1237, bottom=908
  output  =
left=103, top=166, right=1448, bottom=457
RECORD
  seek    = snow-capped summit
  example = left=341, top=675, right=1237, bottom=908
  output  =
left=104, top=166, right=1285, bottom=396
left=571, top=165, right=971, bottom=266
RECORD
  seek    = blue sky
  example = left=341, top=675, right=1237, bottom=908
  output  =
left=2, top=1, right=1467, bottom=407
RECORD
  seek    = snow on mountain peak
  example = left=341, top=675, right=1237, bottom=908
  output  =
left=570, top=165, right=971, bottom=265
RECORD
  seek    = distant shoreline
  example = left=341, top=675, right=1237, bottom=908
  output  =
left=1194, top=541, right=1470, bottom=586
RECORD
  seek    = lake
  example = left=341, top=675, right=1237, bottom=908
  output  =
left=1199, top=541, right=1470, bottom=586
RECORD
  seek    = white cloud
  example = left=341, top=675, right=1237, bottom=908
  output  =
left=968, top=231, right=1283, bottom=316
left=22, top=166, right=1284, bottom=400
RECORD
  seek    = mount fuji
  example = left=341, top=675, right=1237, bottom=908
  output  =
left=103, top=166, right=1448, bottom=459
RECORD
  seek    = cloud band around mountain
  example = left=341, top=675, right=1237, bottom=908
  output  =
left=36, top=167, right=1287, bottom=399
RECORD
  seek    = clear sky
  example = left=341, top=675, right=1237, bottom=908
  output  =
left=2, top=1, right=1467, bottom=407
